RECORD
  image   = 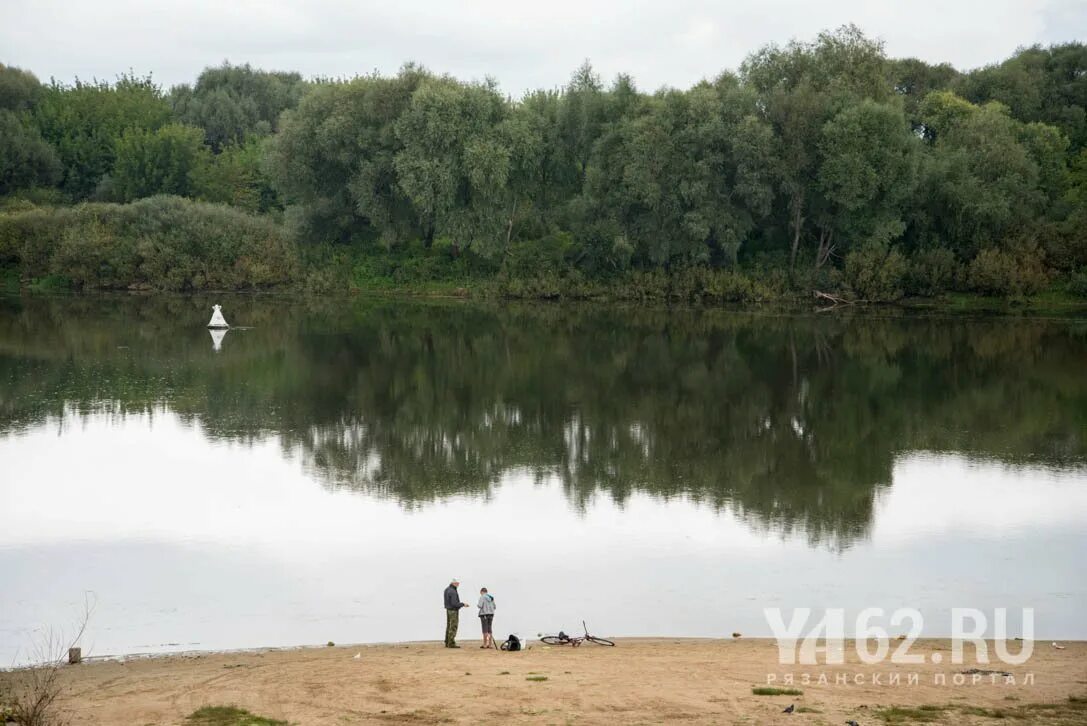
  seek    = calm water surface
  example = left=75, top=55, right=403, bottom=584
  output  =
left=1, top=295, right=1085, bottom=662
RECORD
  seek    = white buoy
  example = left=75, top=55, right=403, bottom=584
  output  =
left=207, top=304, right=229, bottom=329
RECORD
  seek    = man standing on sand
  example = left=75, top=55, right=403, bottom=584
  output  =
left=443, top=578, right=469, bottom=648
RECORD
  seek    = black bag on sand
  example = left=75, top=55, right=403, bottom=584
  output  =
left=501, top=634, right=521, bottom=651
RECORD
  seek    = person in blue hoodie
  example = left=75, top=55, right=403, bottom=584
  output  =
left=477, top=587, right=496, bottom=649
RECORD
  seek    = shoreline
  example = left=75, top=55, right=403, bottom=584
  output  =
left=25, top=635, right=1087, bottom=667
left=4, top=286, right=1087, bottom=319
left=3, top=638, right=1084, bottom=724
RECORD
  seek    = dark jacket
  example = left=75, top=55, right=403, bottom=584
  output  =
left=444, top=584, right=463, bottom=610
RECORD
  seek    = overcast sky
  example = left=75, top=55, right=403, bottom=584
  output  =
left=2, top=0, right=1085, bottom=95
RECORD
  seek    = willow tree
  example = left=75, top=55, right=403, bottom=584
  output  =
left=584, top=81, right=774, bottom=267
left=814, top=99, right=919, bottom=267
left=264, top=67, right=426, bottom=245
left=394, top=77, right=511, bottom=254
left=557, top=61, right=607, bottom=192
left=0, top=110, right=61, bottom=195
left=741, top=25, right=891, bottom=270
left=0, top=66, right=60, bottom=195
left=917, top=95, right=1047, bottom=256
left=0, top=64, right=44, bottom=112
left=170, top=63, right=307, bottom=150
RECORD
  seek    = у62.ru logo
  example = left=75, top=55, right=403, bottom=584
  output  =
left=764, top=607, right=1034, bottom=665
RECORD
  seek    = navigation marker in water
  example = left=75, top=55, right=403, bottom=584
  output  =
left=207, top=304, right=229, bottom=329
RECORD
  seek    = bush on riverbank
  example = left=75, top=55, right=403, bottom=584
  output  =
left=0, top=196, right=299, bottom=291
left=965, top=242, right=1050, bottom=297
left=488, top=266, right=789, bottom=303
left=0, top=195, right=1083, bottom=309
left=330, top=236, right=791, bottom=302
left=1069, top=270, right=1087, bottom=298
left=315, top=236, right=1084, bottom=307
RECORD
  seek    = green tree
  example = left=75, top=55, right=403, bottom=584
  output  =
left=742, top=24, right=891, bottom=269
left=917, top=90, right=977, bottom=141
left=0, top=64, right=44, bottom=112
left=955, top=43, right=1087, bottom=150
left=493, top=104, right=547, bottom=252
left=815, top=100, right=919, bottom=266
left=0, top=110, right=61, bottom=195
left=112, top=123, right=207, bottom=201
left=393, top=77, right=510, bottom=253
left=887, top=57, right=959, bottom=133
left=557, top=61, right=607, bottom=192
left=917, top=97, right=1044, bottom=256
left=34, top=74, right=172, bottom=199
left=171, top=63, right=307, bottom=150
left=584, top=82, right=774, bottom=267
left=195, top=136, right=276, bottom=212
left=264, top=66, right=427, bottom=245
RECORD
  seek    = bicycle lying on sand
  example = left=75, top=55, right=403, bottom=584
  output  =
left=540, top=621, right=615, bottom=647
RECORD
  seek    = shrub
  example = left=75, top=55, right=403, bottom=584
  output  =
left=906, top=247, right=958, bottom=296
left=0, top=265, right=18, bottom=292
left=966, top=242, right=1048, bottom=297
left=1041, top=210, right=1087, bottom=273
left=0, top=195, right=299, bottom=291
left=696, top=268, right=779, bottom=303
left=791, top=263, right=846, bottom=297
left=26, top=273, right=71, bottom=292
left=844, top=242, right=908, bottom=301
left=1068, top=269, right=1087, bottom=298
left=504, top=232, right=575, bottom=277
left=52, top=217, right=139, bottom=288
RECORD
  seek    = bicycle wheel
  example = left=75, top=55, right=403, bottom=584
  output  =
left=585, top=635, right=615, bottom=646
left=540, top=636, right=569, bottom=645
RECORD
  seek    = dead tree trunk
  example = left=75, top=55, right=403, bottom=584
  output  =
left=789, top=192, right=805, bottom=270
left=814, top=228, right=835, bottom=269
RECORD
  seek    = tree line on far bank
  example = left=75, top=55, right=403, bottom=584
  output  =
left=1, top=25, right=1086, bottom=300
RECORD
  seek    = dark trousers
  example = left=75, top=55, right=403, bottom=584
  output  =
left=445, top=608, right=459, bottom=646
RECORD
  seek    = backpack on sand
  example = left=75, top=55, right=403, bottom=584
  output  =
left=500, top=634, right=521, bottom=652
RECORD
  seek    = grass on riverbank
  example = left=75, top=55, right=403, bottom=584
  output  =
left=334, top=242, right=1087, bottom=310
left=874, top=695, right=1087, bottom=724
left=899, top=289, right=1087, bottom=314
left=185, top=705, right=288, bottom=726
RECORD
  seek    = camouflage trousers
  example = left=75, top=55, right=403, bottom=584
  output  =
left=445, top=608, right=460, bottom=647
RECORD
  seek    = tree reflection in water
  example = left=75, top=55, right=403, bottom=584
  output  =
left=1, top=295, right=1084, bottom=549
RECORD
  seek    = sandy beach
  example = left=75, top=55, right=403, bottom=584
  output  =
left=3, top=638, right=1084, bottom=725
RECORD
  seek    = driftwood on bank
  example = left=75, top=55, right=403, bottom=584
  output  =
left=813, top=290, right=875, bottom=312
left=817, top=289, right=856, bottom=306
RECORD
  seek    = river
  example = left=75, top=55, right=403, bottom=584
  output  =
left=1, top=295, right=1084, bottom=663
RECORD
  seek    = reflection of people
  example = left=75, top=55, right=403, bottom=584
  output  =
left=443, top=578, right=468, bottom=648
left=477, top=587, right=496, bottom=649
